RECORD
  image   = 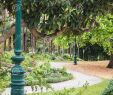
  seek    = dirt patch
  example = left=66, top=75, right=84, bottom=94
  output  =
left=64, top=61, right=113, bottom=79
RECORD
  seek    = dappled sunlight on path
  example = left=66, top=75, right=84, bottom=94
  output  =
left=65, top=61, right=113, bottom=79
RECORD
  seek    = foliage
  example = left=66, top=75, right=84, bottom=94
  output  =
left=0, top=51, right=34, bottom=71
left=102, top=80, right=113, bottom=95
left=1, top=0, right=113, bottom=37
left=0, top=67, right=10, bottom=92
left=89, top=14, right=113, bottom=55
left=31, top=53, right=52, bottom=61
left=26, top=62, right=73, bottom=87
left=51, top=13, right=113, bottom=55
left=0, top=51, right=13, bottom=63
left=62, top=54, right=73, bottom=60
left=31, top=53, right=75, bottom=61
left=0, top=52, right=73, bottom=92
left=26, top=61, right=50, bottom=92
left=46, top=68, right=73, bottom=83
left=22, top=52, right=34, bottom=68
left=29, top=80, right=108, bottom=95
left=53, top=35, right=75, bottom=49
left=55, top=14, right=113, bottom=56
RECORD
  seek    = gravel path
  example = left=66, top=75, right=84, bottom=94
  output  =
left=1, top=62, right=102, bottom=95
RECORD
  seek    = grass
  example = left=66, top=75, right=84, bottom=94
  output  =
left=29, top=80, right=109, bottom=95
left=75, top=80, right=109, bottom=95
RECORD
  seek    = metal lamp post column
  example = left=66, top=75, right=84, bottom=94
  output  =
left=74, top=37, right=77, bottom=65
left=11, top=0, right=25, bottom=95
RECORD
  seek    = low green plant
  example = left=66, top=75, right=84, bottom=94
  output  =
left=102, top=79, right=113, bottom=95
left=62, top=54, right=72, bottom=60
left=46, top=68, right=73, bottom=83
left=29, top=80, right=108, bottom=95
left=0, top=51, right=13, bottom=64
left=0, top=67, right=10, bottom=92
left=26, top=61, right=52, bottom=92
left=26, top=61, right=73, bottom=91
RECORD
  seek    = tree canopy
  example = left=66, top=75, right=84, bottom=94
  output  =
left=72, top=14, right=113, bottom=55
left=0, top=0, right=113, bottom=38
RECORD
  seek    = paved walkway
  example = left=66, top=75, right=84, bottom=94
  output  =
left=1, top=62, right=102, bottom=95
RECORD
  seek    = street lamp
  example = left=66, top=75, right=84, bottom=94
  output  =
left=11, top=0, right=25, bottom=95
left=74, top=37, right=77, bottom=65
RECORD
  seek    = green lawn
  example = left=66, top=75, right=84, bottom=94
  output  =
left=29, top=80, right=109, bottom=95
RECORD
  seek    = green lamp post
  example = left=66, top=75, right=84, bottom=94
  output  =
left=74, top=37, right=77, bottom=65
left=11, top=0, right=25, bottom=95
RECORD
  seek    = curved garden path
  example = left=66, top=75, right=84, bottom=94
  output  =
left=2, top=62, right=102, bottom=95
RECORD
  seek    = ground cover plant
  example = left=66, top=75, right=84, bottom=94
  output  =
left=0, top=52, right=73, bottom=92
left=0, top=67, right=10, bottom=93
left=29, top=80, right=109, bottom=95
left=25, top=61, right=73, bottom=91
left=102, top=79, right=113, bottom=95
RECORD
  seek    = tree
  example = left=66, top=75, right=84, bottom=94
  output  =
left=1, top=0, right=113, bottom=67
left=0, top=0, right=113, bottom=38
left=90, top=14, right=113, bottom=68
left=75, top=14, right=113, bottom=68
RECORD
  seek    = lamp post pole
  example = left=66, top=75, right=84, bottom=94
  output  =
left=74, top=37, right=77, bottom=65
left=11, top=0, right=25, bottom=95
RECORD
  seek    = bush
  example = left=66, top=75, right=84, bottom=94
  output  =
left=62, top=54, right=71, bottom=60
left=45, top=68, right=73, bottom=83
left=102, top=80, right=113, bottom=95
left=0, top=67, right=10, bottom=92
left=0, top=51, right=13, bottom=64
left=46, top=74, right=73, bottom=83
left=26, top=62, right=73, bottom=86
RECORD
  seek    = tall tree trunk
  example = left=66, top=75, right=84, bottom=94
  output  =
left=8, top=37, right=12, bottom=51
left=48, top=41, right=51, bottom=54
left=62, top=46, right=64, bottom=55
left=68, top=43, right=72, bottom=57
left=23, top=27, right=29, bottom=52
left=83, top=48, right=85, bottom=60
left=43, top=39, right=46, bottom=53
left=50, top=40, right=53, bottom=54
left=23, top=33, right=28, bottom=52
left=53, top=45, right=55, bottom=54
left=2, top=9, right=6, bottom=51
left=4, top=41, right=6, bottom=51
left=13, top=34, right=15, bottom=49
left=77, top=43, right=80, bottom=58
left=31, top=35, right=36, bottom=53
left=34, top=37, right=36, bottom=51
left=107, top=54, right=113, bottom=68
left=58, top=46, right=60, bottom=55
left=30, top=33, right=32, bottom=46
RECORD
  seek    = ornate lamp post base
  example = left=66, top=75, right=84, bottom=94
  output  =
left=11, top=55, right=25, bottom=95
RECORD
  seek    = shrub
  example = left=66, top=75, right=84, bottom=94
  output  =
left=46, top=74, right=73, bottom=83
left=0, top=67, right=10, bottom=92
left=25, top=61, right=51, bottom=90
left=102, top=80, right=113, bottom=95
left=62, top=54, right=71, bottom=60
left=26, top=62, right=73, bottom=86
left=0, top=51, right=13, bottom=64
